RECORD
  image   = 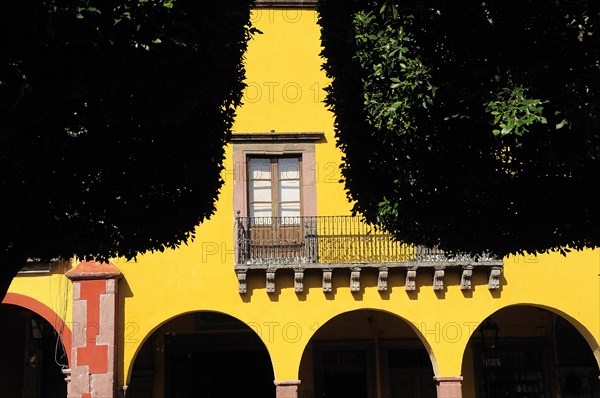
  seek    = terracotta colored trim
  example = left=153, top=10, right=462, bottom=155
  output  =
left=65, top=261, right=122, bottom=281
left=2, top=292, right=72, bottom=365
left=230, top=132, right=325, bottom=143
left=254, top=0, right=316, bottom=9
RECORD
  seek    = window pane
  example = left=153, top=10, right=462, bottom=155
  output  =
left=251, top=203, right=272, bottom=218
left=249, top=158, right=271, bottom=180
left=280, top=203, right=300, bottom=218
left=279, top=158, right=299, bottom=180
left=280, top=180, right=300, bottom=202
left=250, top=180, right=272, bottom=202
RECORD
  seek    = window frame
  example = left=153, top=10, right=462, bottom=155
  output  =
left=247, top=155, right=303, bottom=219
left=231, top=132, right=323, bottom=220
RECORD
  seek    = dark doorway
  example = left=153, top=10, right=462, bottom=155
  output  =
left=388, top=349, right=437, bottom=398
left=320, top=350, right=369, bottom=398
left=146, top=312, right=277, bottom=398
left=0, top=304, right=68, bottom=398
left=472, top=307, right=600, bottom=398
left=164, top=332, right=275, bottom=398
left=308, top=311, right=435, bottom=398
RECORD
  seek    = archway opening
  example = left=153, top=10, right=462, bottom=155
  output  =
left=0, top=304, right=68, bottom=398
left=127, top=311, right=275, bottom=398
left=299, top=309, right=436, bottom=398
left=462, top=305, right=600, bottom=398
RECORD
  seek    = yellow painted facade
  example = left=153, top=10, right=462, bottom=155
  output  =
left=4, top=7, right=600, bottom=398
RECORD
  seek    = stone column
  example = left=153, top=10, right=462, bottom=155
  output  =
left=274, top=380, right=301, bottom=398
left=434, top=376, right=463, bottom=398
left=66, top=261, right=122, bottom=398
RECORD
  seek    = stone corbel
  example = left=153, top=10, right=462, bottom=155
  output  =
left=266, top=269, right=276, bottom=293
left=377, top=267, right=389, bottom=291
left=294, top=269, right=304, bottom=293
left=488, top=266, right=502, bottom=289
left=350, top=267, right=361, bottom=292
left=322, top=269, right=333, bottom=293
left=405, top=268, right=417, bottom=291
left=433, top=267, right=445, bottom=291
left=460, top=266, right=473, bottom=290
left=237, top=270, right=247, bottom=294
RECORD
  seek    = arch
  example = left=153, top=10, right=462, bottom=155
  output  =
left=460, top=303, right=600, bottom=398
left=300, top=307, right=440, bottom=375
left=298, top=308, right=439, bottom=398
left=2, top=292, right=72, bottom=365
left=125, top=309, right=276, bottom=386
left=460, top=302, right=600, bottom=369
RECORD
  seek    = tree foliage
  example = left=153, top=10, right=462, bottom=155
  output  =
left=0, top=0, right=254, bottom=296
left=318, top=0, right=600, bottom=257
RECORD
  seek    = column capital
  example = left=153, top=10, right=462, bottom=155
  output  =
left=434, top=376, right=464, bottom=382
left=274, top=380, right=301, bottom=398
left=66, top=260, right=122, bottom=281
left=274, top=380, right=301, bottom=386
left=434, top=376, right=463, bottom=398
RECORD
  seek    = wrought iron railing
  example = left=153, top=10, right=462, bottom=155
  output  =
left=235, top=216, right=487, bottom=266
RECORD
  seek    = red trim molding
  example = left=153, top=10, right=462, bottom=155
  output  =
left=2, top=292, right=72, bottom=365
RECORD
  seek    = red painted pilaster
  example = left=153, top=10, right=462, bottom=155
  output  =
left=66, top=261, right=122, bottom=398
left=434, top=376, right=463, bottom=398
left=275, top=380, right=301, bottom=398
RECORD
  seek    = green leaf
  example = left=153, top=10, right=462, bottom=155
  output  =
left=555, top=119, right=568, bottom=130
left=501, top=125, right=514, bottom=135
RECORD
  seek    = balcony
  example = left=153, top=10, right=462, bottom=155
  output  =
left=234, top=216, right=503, bottom=294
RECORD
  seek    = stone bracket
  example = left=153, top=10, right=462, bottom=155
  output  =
left=488, top=266, right=502, bottom=290
left=433, top=267, right=445, bottom=291
left=350, top=267, right=361, bottom=292
left=377, top=267, right=389, bottom=291
left=294, top=269, right=304, bottom=293
left=236, top=270, right=247, bottom=294
left=460, top=266, right=473, bottom=290
left=266, top=269, right=276, bottom=293
left=322, top=269, right=332, bottom=293
left=405, top=268, right=417, bottom=291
